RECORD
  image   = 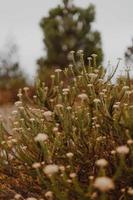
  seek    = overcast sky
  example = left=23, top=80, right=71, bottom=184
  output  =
left=0, top=0, right=132, bottom=80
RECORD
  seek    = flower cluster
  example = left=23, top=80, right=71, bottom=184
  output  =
left=0, top=52, right=133, bottom=200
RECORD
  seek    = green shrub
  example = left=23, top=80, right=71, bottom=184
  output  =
left=0, top=51, right=133, bottom=200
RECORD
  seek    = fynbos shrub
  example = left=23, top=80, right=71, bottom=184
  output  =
left=0, top=51, right=133, bottom=200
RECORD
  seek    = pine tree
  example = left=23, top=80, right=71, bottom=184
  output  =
left=37, top=0, right=103, bottom=71
left=125, top=39, right=133, bottom=65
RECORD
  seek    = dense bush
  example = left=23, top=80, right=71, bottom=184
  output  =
left=0, top=51, right=133, bottom=200
left=0, top=41, right=27, bottom=104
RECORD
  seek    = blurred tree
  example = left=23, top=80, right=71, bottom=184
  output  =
left=0, top=41, right=27, bottom=90
left=37, top=0, right=103, bottom=72
left=125, top=39, right=133, bottom=65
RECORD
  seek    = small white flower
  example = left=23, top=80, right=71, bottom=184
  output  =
left=78, top=93, right=88, bottom=100
left=11, top=139, right=17, bottom=143
left=111, top=150, right=116, bottom=155
left=95, top=124, right=100, bottom=128
left=33, top=95, right=37, bottom=99
left=102, top=89, right=107, bottom=93
left=8, top=136, right=12, bottom=140
left=57, top=131, right=62, bottom=136
left=56, top=104, right=63, bottom=109
left=94, top=176, right=115, bottom=192
left=34, top=133, right=48, bottom=142
left=94, top=69, right=99, bottom=73
left=23, top=87, right=29, bottom=92
left=127, top=187, right=133, bottom=195
left=14, top=194, right=22, bottom=199
left=88, top=73, right=97, bottom=78
left=115, top=101, right=120, bottom=105
left=63, top=91, right=68, bottom=95
left=91, top=192, right=98, bottom=199
left=44, top=111, right=53, bottom=121
left=98, top=78, right=104, bottom=83
left=68, top=64, right=73, bottom=68
left=93, top=98, right=101, bottom=103
left=66, top=152, right=74, bottom=158
left=40, top=118, right=44, bottom=122
left=20, top=118, right=24, bottom=122
left=43, top=164, right=59, bottom=176
left=12, top=110, right=18, bottom=115
left=70, top=50, right=75, bottom=54
left=91, top=53, right=97, bottom=58
left=22, top=146, right=27, bottom=150
left=45, top=191, right=53, bottom=199
left=96, top=136, right=102, bottom=142
left=69, top=173, right=76, bottom=178
left=62, top=88, right=70, bottom=93
left=92, top=116, right=97, bottom=120
left=53, top=127, right=58, bottom=132
left=77, top=49, right=83, bottom=54
left=66, top=165, right=71, bottom=169
left=59, top=165, right=65, bottom=172
left=99, top=92, right=104, bottom=96
left=49, top=97, right=54, bottom=103
left=127, top=139, right=133, bottom=145
left=125, top=91, right=132, bottom=95
left=95, top=159, right=108, bottom=167
left=87, top=57, right=92, bottom=61
left=32, top=162, right=41, bottom=169
left=45, top=86, right=48, bottom=91
left=30, top=118, right=35, bottom=122
left=1, top=141, right=6, bottom=145
left=113, top=104, right=119, bottom=108
left=89, top=176, right=94, bottom=180
left=66, top=106, right=72, bottom=110
left=87, top=84, right=93, bottom=87
left=15, top=101, right=22, bottom=107
left=122, top=86, right=129, bottom=90
left=26, top=198, right=37, bottom=200
left=116, top=145, right=129, bottom=155
left=14, top=121, right=19, bottom=126
left=17, top=93, right=23, bottom=98
left=55, top=68, right=62, bottom=73
left=19, top=106, right=24, bottom=110
left=124, top=103, right=128, bottom=107
left=66, top=179, right=72, bottom=183
left=121, top=188, right=126, bottom=193
left=50, top=74, right=55, bottom=79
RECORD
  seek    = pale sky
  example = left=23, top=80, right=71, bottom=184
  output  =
left=0, top=0, right=132, bottom=80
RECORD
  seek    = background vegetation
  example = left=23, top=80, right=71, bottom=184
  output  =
left=37, top=0, right=103, bottom=78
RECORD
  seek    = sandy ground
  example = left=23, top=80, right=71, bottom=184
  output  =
left=0, top=104, right=15, bottom=132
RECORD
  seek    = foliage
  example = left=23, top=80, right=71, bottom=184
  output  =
left=125, top=38, right=133, bottom=66
left=0, top=41, right=27, bottom=90
left=0, top=52, right=133, bottom=200
left=37, top=0, right=103, bottom=73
